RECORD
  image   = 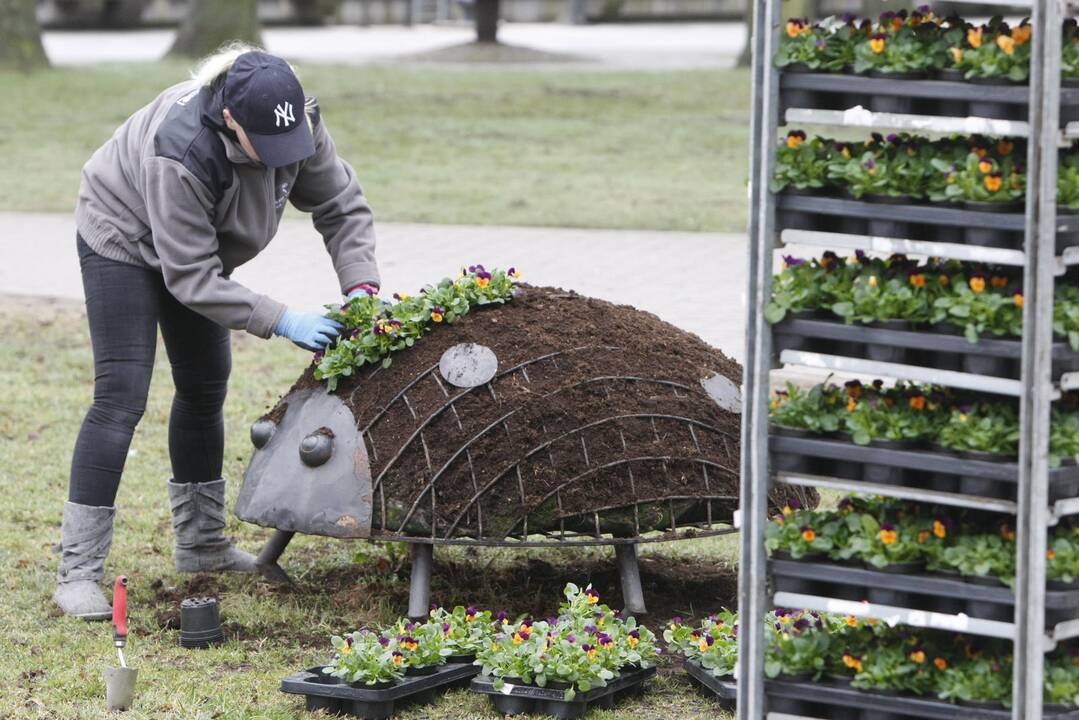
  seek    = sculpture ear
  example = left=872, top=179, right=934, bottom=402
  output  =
left=439, top=343, right=498, bottom=388
left=701, top=373, right=742, bottom=413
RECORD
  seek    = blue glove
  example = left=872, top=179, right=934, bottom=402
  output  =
left=274, top=309, right=344, bottom=351
left=347, top=283, right=379, bottom=301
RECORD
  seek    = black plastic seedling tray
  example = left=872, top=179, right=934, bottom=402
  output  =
left=469, top=666, right=656, bottom=719
left=769, top=431, right=1079, bottom=501
left=770, top=558, right=1079, bottom=626
left=682, top=660, right=736, bottom=711
left=766, top=678, right=1079, bottom=719
left=778, top=71, right=1079, bottom=124
left=772, top=315, right=1079, bottom=380
left=280, top=663, right=479, bottom=718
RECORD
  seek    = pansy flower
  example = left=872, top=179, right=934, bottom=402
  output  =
left=786, top=130, right=807, bottom=149
left=800, top=525, right=816, bottom=543
left=879, top=524, right=898, bottom=545
left=585, top=588, right=601, bottom=605
left=969, top=274, right=987, bottom=293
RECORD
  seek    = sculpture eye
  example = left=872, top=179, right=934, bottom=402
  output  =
left=299, top=428, right=335, bottom=467
left=250, top=419, right=276, bottom=449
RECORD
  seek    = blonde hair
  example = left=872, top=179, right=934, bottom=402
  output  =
left=190, top=41, right=266, bottom=87
left=190, top=42, right=314, bottom=131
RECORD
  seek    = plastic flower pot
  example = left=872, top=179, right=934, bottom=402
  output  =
left=770, top=426, right=817, bottom=475
left=966, top=597, right=1014, bottom=622
left=863, top=194, right=912, bottom=240
left=859, top=710, right=906, bottom=720
left=925, top=323, right=964, bottom=371
left=867, top=587, right=909, bottom=608
left=350, top=698, right=396, bottom=718
left=967, top=76, right=1024, bottom=120
left=867, top=71, right=920, bottom=114
left=768, top=695, right=809, bottom=715
left=1049, top=464, right=1079, bottom=502
left=959, top=449, right=1016, bottom=499
left=933, top=68, right=970, bottom=117
left=963, top=200, right=1024, bottom=249
left=1057, top=205, right=1079, bottom=255
left=491, top=692, right=534, bottom=715
left=406, top=664, right=440, bottom=677
left=446, top=653, right=476, bottom=664
left=961, top=352, right=1014, bottom=379
left=833, top=215, right=869, bottom=237
left=1062, top=78, right=1079, bottom=125
left=179, top=596, right=224, bottom=648
left=776, top=188, right=815, bottom=234
left=862, top=439, right=919, bottom=487
left=780, top=63, right=820, bottom=116
left=865, top=319, right=911, bottom=364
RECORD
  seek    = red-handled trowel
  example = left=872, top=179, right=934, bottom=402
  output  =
left=104, top=576, right=137, bottom=711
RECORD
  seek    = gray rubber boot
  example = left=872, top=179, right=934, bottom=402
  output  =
left=53, top=502, right=115, bottom=621
left=168, top=479, right=256, bottom=573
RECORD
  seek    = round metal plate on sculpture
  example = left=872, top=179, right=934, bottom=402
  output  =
left=235, top=286, right=814, bottom=616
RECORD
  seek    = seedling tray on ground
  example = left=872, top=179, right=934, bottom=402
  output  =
left=766, top=678, right=1079, bottom=719
left=770, top=558, right=1079, bottom=627
left=469, top=666, right=656, bottom=719
left=771, top=315, right=1079, bottom=380
left=683, top=660, right=736, bottom=710
left=280, top=663, right=479, bottom=718
left=778, top=71, right=1079, bottom=123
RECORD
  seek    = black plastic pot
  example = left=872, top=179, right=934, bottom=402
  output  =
left=770, top=425, right=818, bottom=475
left=1057, top=205, right=1079, bottom=256
left=406, top=664, right=440, bottom=677
left=682, top=661, right=736, bottom=711
left=967, top=76, right=1023, bottom=120
left=933, top=69, right=969, bottom=117
left=862, top=438, right=919, bottom=487
left=1063, top=78, right=1079, bottom=125
left=963, top=200, right=1024, bottom=248
left=179, top=596, right=224, bottom=649
left=961, top=352, right=1014, bottom=379
left=445, top=653, right=476, bottom=665
left=959, top=449, right=1015, bottom=499
left=867, top=71, right=920, bottom=114
left=780, top=64, right=819, bottom=118
left=863, top=194, right=913, bottom=240
left=865, top=319, right=911, bottom=365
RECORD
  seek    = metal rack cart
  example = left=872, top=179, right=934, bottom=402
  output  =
left=737, top=1, right=1078, bottom=718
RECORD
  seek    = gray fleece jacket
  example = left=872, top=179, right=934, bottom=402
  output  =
left=75, top=79, right=379, bottom=338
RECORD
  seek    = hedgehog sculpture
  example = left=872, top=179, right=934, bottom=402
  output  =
left=236, top=285, right=812, bottom=613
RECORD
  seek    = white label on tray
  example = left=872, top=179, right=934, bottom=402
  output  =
left=500, top=683, right=516, bottom=695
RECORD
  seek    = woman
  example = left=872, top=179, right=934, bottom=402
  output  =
left=55, top=44, right=380, bottom=619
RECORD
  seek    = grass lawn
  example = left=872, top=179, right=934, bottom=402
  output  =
left=3, top=62, right=747, bottom=232
left=0, top=296, right=738, bottom=719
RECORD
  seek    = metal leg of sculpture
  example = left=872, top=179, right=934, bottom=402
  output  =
left=615, top=543, right=647, bottom=615
left=408, top=543, right=433, bottom=620
left=255, top=529, right=295, bottom=585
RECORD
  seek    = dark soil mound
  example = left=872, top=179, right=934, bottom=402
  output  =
left=268, top=285, right=812, bottom=540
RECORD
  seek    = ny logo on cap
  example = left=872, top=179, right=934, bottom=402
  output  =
left=274, top=101, right=295, bottom=128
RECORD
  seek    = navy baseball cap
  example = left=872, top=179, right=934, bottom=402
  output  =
left=223, top=51, right=315, bottom=168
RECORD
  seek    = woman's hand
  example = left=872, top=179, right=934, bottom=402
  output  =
left=274, top=309, right=344, bottom=351
left=346, top=283, right=379, bottom=300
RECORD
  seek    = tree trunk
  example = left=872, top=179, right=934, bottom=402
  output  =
left=475, top=0, right=499, bottom=44
left=169, top=0, right=262, bottom=58
left=736, top=3, right=753, bottom=68
left=0, top=0, right=49, bottom=71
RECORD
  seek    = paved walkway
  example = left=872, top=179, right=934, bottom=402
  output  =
left=0, top=212, right=749, bottom=360
left=42, top=23, right=744, bottom=70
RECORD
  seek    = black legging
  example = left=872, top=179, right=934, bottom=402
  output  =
left=70, top=234, right=232, bottom=507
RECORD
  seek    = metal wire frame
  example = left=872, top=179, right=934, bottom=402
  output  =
left=362, top=521, right=739, bottom=547
left=739, top=1, right=1067, bottom=718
